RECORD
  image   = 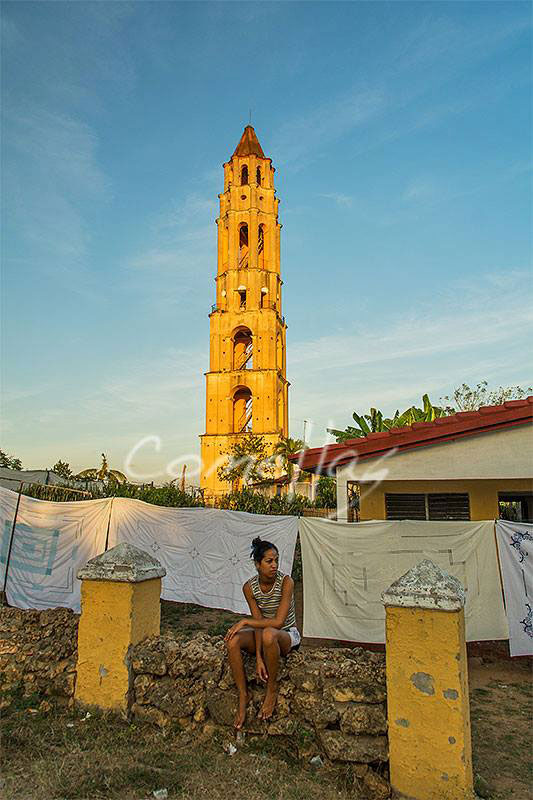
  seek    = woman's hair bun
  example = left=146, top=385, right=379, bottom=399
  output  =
left=250, top=536, right=279, bottom=562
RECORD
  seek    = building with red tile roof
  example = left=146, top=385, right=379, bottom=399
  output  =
left=290, top=398, right=533, bottom=522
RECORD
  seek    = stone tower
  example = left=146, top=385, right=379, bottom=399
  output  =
left=200, top=126, right=289, bottom=497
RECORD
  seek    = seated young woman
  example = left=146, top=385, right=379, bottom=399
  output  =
left=224, top=536, right=300, bottom=730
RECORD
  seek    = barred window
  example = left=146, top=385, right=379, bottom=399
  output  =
left=428, top=493, right=470, bottom=520
left=385, top=492, right=470, bottom=521
left=385, top=494, right=426, bottom=520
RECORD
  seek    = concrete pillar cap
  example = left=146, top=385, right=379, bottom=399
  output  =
left=381, top=559, right=465, bottom=611
left=77, top=543, right=166, bottom=583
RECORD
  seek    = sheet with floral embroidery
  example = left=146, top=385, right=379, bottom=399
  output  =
left=496, top=520, right=533, bottom=656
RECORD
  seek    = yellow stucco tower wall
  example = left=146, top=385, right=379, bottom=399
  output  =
left=200, top=126, right=288, bottom=497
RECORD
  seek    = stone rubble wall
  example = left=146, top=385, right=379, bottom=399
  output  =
left=130, top=633, right=390, bottom=799
left=0, top=607, right=78, bottom=710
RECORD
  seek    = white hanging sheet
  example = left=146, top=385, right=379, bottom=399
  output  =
left=495, top=520, right=533, bottom=657
left=0, top=487, right=20, bottom=586
left=300, top=517, right=508, bottom=643
left=107, top=498, right=298, bottom=614
left=0, top=487, right=112, bottom=612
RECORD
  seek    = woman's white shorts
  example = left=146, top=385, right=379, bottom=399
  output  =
left=287, top=626, right=301, bottom=650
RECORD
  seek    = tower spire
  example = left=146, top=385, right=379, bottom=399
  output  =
left=232, top=125, right=265, bottom=158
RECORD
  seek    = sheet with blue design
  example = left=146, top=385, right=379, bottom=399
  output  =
left=495, top=520, right=533, bottom=657
left=0, top=487, right=112, bottom=612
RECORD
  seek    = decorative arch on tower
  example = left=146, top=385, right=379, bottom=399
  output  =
left=258, top=223, right=265, bottom=268
left=241, top=165, right=248, bottom=186
left=232, top=385, right=253, bottom=433
left=232, top=326, right=253, bottom=370
left=239, top=223, right=249, bottom=268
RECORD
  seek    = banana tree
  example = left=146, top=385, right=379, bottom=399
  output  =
left=328, top=394, right=450, bottom=443
left=76, top=453, right=127, bottom=484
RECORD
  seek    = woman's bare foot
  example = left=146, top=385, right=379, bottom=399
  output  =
left=234, top=692, right=248, bottom=730
left=258, top=688, right=277, bottom=721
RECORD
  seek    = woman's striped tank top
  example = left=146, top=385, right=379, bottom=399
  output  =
left=248, top=570, right=296, bottom=631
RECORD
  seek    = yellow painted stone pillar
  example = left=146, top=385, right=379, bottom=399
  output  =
left=382, top=560, right=474, bottom=800
left=75, top=543, right=166, bottom=714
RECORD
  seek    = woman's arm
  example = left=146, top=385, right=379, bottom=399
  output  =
left=242, top=583, right=268, bottom=681
left=225, top=576, right=294, bottom=641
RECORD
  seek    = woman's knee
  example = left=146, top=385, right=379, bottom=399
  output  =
left=225, top=634, right=242, bottom=652
left=263, top=627, right=279, bottom=648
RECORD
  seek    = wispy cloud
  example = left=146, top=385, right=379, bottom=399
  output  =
left=272, top=11, right=530, bottom=169
left=3, top=107, right=109, bottom=297
left=402, top=179, right=435, bottom=203
left=317, top=193, right=353, bottom=208
left=273, top=86, right=385, bottom=167
left=288, top=270, right=533, bottom=442
left=124, top=189, right=218, bottom=306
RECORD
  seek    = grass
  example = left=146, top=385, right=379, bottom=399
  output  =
left=0, top=703, right=366, bottom=800
left=160, top=601, right=239, bottom=639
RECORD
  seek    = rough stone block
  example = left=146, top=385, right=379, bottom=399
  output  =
left=318, top=730, right=388, bottom=763
left=340, top=703, right=387, bottom=735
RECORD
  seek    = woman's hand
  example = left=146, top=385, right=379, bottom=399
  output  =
left=256, top=658, right=268, bottom=683
left=224, top=619, right=247, bottom=643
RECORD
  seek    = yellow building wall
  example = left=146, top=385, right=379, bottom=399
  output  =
left=359, top=478, right=533, bottom=520
left=200, top=127, right=288, bottom=498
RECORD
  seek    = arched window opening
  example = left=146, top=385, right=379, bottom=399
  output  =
left=241, top=165, right=248, bottom=186
left=233, top=387, right=253, bottom=433
left=260, top=287, right=268, bottom=309
left=258, top=224, right=265, bottom=268
left=276, top=333, right=283, bottom=370
left=233, top=328, right=253, bottom=370
left=236, top=289, right=246, bottom=310
left=256, top=167, right=261, bottom=185
left=239, top=224, right=249, bottom=268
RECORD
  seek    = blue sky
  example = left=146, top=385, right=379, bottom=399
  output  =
left=1, top=1, right=531, bottom=481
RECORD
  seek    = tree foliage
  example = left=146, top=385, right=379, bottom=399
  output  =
left=102, top=481, right=203, bottom=507
left=327, top=394, right=450, bottom=443
left=0, top=449, right=22, bottom=470
left=272, top=437, right=306, bottom=480
left=76, top=453, right=127, bottom=484
left=215, top=487, right=311, bottom=515
left=441, top=381, right=532, bottom=411
left=217, top=434, right=274, bottom=486
left=52, top=460, right=72, bottom=479
left=314, top=476, right=336, bottom=508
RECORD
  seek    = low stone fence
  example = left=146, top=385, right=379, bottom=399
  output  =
left=130, top=633, right=389, bottom=797
left=0, top=607, right=78, bottom=710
